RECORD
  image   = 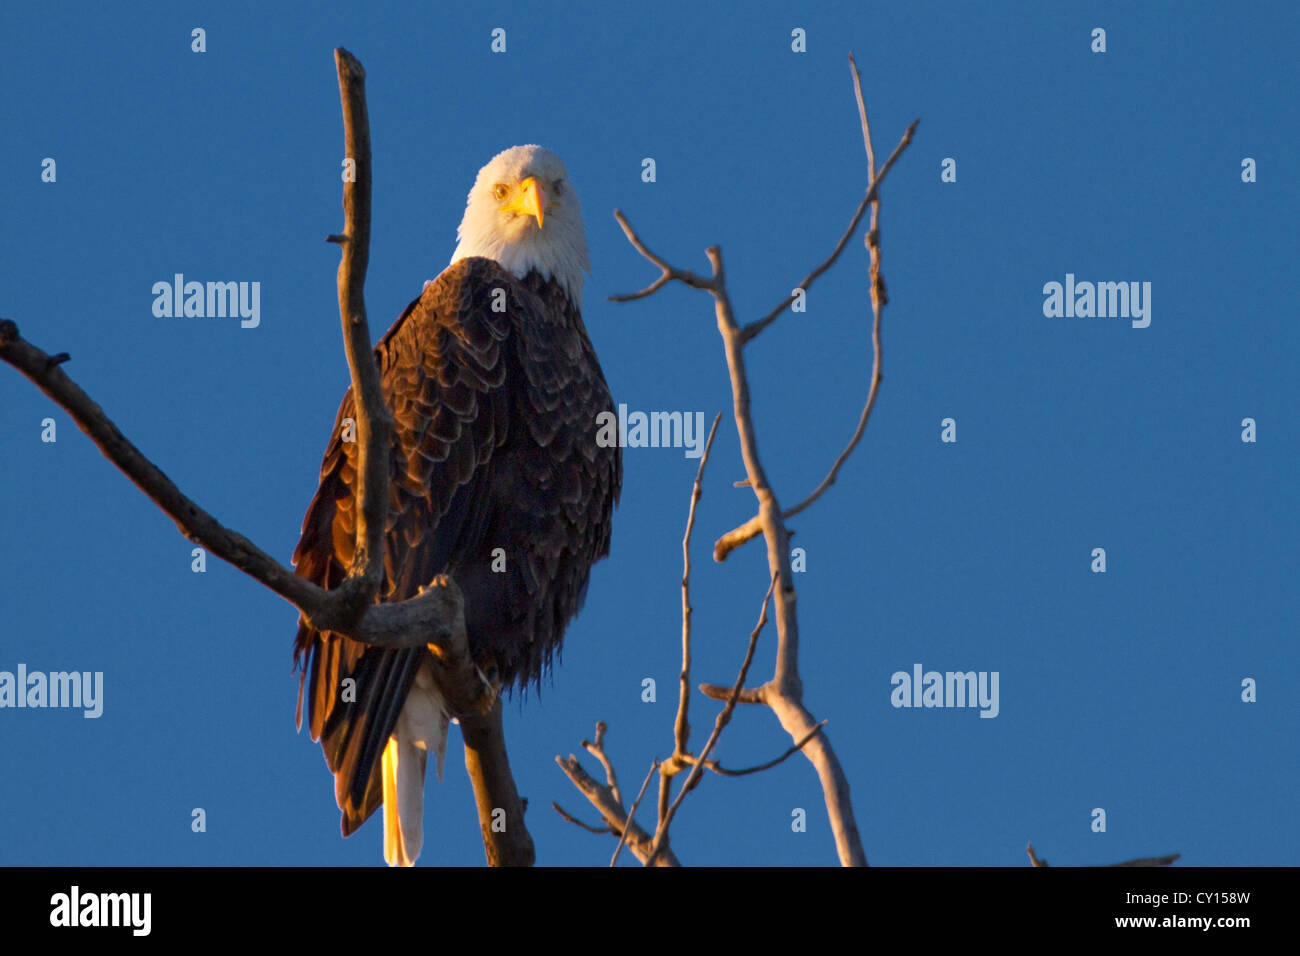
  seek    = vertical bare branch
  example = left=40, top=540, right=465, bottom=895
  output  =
left=460, top=699, right=535, bottom=866
left=648, top=574, right=776, bottom=864
left=675, top=412, right=723, bottom=764
left=850, top=53, right=877, bottom=175
left=327, top=48, right=391, bottom=611
left=329, top=48, right=531, bottom=866
left=328, top=50, right=528, bottom=864
left=775, top=52, right=888, bottom=527
left=706, top=244, right=868, bottom=866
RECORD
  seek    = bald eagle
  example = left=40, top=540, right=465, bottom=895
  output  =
left=292, top=145, right=621, bottom=866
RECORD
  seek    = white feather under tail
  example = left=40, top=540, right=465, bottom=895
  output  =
left=381, top=659, right=449, bottom=867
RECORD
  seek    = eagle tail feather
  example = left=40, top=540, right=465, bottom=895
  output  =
left=381, top=660, right=449, bottom=867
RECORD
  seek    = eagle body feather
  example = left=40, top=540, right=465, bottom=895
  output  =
left=292, top=254, right=620, bottom=861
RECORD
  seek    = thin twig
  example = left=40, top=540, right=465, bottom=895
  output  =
left=713, top=102, right=913, bottom=564
left=583, top=721, right=622, bottom=807
left=555, top=752, right=680, bottom=867
left=552, top=803, right=614, bottom=835
left=740, top=117, right=917, bottom=343
left=610, top=760, right=660, bottom=867
left=675, top=412, right=724, bottom=766
left=698, top=683, right=766, bottom=704
left=648, top=574, right=776, bottom=864
left=701, top=721, right=827, bottom=776
left=779, top=53, right=889, bottom=525
left=608, top=211, right=716, bottom=300
left=850, top=53, right=876, bottom=176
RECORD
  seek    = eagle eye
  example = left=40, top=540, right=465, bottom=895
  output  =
left=552, top=179, right=564, bottom=195
left=493, top=183, right=509, bottom=201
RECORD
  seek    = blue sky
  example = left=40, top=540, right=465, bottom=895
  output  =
left=0, top=1, right=1295, bottom=867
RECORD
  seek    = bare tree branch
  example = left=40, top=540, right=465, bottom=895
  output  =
left=1027, top=841, right=1181, bottom=868
left=583, top=721, right=623, bottom=808
left=696, top=720, right=827, bottom=777
left=557, top=414, right=730, bottom=863
left=332, top=49, right=527, bottom=863
left=324, top=48, right=390, bottom=616
left=0, top=319, right=321, bottom=610
left=0, top=51, right=491, bottom=711
left=716, top=236, right=870, bottom=864
left=739, top=116, right=918, bottom=344
left=605, top=63, right=911, bottom=866
left=610, top=760, right=659, bottom=867
left=0, top=322, right=492, bottom=718
left=647, top=574, right=775, bottom=865
left=552, top=803, right=614, bottom=835
left=713, top=104, right=918, bottom=564
left=850, top=54, right=878, bottom=179
left=656, top=766, right=671, bottom=834
left=555, top=737, right=680, bottom=867
left=711, top=517, right=762, bottom=564
left=717, top=55, right=892, bottom=548
left=461, top=699, right=535, bottom=865
left=607, top=211, right=716, bottom=301
left=698, top=682, right=766, bottom=704
left=674, top=412, right=724, bottom=769
left=560, top=412, right=775, bottom=863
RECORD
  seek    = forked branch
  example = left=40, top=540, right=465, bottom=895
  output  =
left=556, top=55, right=913, bottom=866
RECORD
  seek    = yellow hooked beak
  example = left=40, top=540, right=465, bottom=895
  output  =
left=508, top=176, right=545, bottom=228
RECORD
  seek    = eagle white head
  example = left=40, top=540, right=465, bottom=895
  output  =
left=450, top=144, right=591, bottom=309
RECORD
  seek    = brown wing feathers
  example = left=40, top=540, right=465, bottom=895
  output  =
left=291, top=257, right=620, bottom=836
